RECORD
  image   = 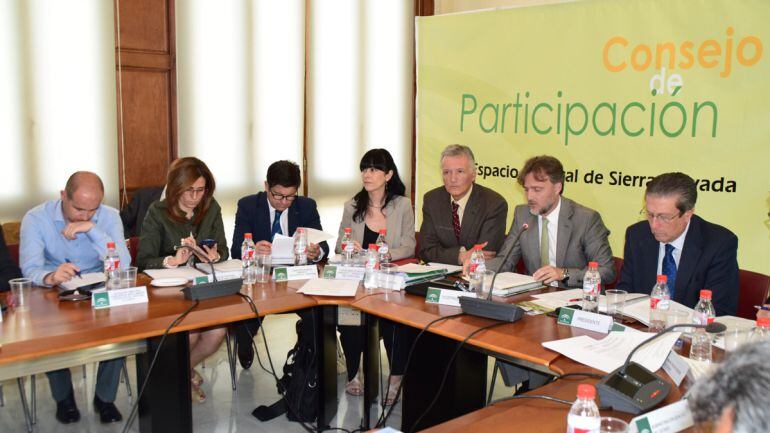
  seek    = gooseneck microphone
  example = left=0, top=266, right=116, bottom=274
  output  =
left=458, top=223, right=529, bottom=322
left=486, top=223, right=529, bottom=301
left=596, top=321, right=726, bottom=414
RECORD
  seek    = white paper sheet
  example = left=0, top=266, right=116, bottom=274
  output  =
left=623, top=299, right=692, bottom=326
left=542, top=331, right=681, bottom=373
left=300, top=227, right=334, bottom=245
left=60, top=272, right=106, bottom=290
left=196, top=259, right=243, bottom=273
left=296, top=278, right=359, bottom=297
left=711, top=315, right=756, bottom=349
left=143, top=267, right=207, bottom=281
left=425, top=263, right=463, bottom=274
left=271, top=234, right=295, bottom=260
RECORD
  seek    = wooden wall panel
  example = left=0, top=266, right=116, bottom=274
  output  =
left=114, top=0, right=176, bottom=206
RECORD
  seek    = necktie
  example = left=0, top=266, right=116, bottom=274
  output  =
left=271, top=210, right=283, bottom=240
left=540, top=218, right=550, bottom=267
left=451, top=202, right=461, bottom=243
left=662, top=243, right=677, bottom=298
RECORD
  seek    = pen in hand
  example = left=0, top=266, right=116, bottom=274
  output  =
left=65, top=258, right=83, bottom=279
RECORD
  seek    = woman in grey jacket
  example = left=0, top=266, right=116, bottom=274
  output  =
left=334, top=148, right=415, bottom=404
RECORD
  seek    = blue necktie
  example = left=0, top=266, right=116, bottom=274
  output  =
left=271, top=210, right=283, bottom=240
left=662, top=243, right=677, bottom=299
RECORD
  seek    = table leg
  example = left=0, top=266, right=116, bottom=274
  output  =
left=314, top=306, right=338, bottom=430
left=362, top=312, right=380, bottom=429
left=401, top=329, right=487, bottom=432
left=136, top=331, right=192, bottom=433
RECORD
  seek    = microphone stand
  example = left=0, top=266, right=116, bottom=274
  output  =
left=175, top=244, right=218, bottom=282
left=458, top=224, right=529, bottom=322
left=175, top=244, right=243, bottom=301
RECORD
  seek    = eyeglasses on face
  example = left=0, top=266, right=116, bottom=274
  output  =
left=270, top=190, right=298, bottom=201
left=183, top=187, right=206, bottom=196
left=640, top=209, right=682, bottom=223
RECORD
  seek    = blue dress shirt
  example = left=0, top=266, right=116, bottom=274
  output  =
left=20, top=199, right=131, bottom=286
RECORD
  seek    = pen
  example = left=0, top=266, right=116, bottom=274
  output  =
left=65, top=258, right=83, bottom=279
left=754, top=305, right=770, bottom=311
left=568, top=298, right=581, bottom=303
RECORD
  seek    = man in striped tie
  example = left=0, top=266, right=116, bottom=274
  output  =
left=618, top=172, right=739, bottom=316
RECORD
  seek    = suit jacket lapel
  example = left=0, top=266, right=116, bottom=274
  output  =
left=675, top=216, right=703, bottom=298
left=256, top=192, right=272, bottom=241
left=555, top=198, right=573, bottom=266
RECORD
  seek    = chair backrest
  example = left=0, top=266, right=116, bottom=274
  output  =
left=127, top=236, right=139, bottom=266
left=737, top=269, right=770, bottom=319
left=2, top=221, right=21, bottom=266
left=603, top=256, right=624, bottom=290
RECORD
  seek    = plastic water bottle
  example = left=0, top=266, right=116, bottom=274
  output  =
left=468, top=244, right=486, bottom=293
left=363, top=244, right=380, bottom=289
left=581, top=261, right=601, bottom=313
left=750, top=317, right=770, bottom=342
left=294, top=228, right=308, bottom=266
left=567, top=384, right=600, bottom=433
left=689, top=290, right=715, bottom=362
left=649, top=275, right=671, bottom=332
left=692, top=289, right=716, bottom=326
left=241, top=233, right=257, bottom=284
left=340, top=227, right=354, bottom=265
left=104, top=241, right=121, bottom=290
left=375, top=229, right=390, bottom=264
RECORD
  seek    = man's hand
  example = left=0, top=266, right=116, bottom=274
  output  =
left=44, top=263, right=81, bottom=286
left=532, top=265, right=565, bottom=285
left=255, top=240, right=272, bottom=255
left=307, top=243, right=321, bottom=260
left=460, top=242, right=495, bottom=271
left=61, top=221, right=94, bottom=240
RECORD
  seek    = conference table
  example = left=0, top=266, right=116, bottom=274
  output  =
left=0, top=273, right=699, bottom=433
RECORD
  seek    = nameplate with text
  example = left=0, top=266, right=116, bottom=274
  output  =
left=630, top=400, right=693, bottom=433
left=322, top=265, right=366, bottom=281
left=557, top=307, right=613, bottom=333
left=425, top=288, right=476, bottom=307
left=91, top=286, right=149, bottom=309
left=193, top=271, right=242, bottom=285
left=273, top=265, right=319, bottom=282
left=662, top=351, right=689, bottom=387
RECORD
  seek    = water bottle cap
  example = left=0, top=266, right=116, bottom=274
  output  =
left=344, top=228, right=352, bottom=233
left=244, top=233, right=252, bottom=239
left=657, top=275, right=668, bottom=283
left=107, top=242, right=116, bottom=248
left=700, top=289, right=712, bottom=300
left=379, top=229, right=387, bottom=235
left=757, top=317, right=770, bottom=327
left=588, top=261, right=598, bottom=268
left=576, top=384, right=596, bottom=399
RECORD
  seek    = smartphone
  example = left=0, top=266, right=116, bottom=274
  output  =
left=76, top=281, right=106, bottom=292
left=198, top=238, right=217, bottom=249
left=546, top=304, right=583, bottom=318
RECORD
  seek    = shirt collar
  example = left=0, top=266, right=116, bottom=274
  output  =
left=451, top=183, right=474, bottom=208
left=540, top=196, right=562, bottom=226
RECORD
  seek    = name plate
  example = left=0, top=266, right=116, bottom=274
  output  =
left=92, top=286, right=149, bottom=309
left=661, top=351, right=689, bottom=387
left=630, top=400, right=693, bottom=433
left=273, top=265, right=318, bottom=282
left=557, top=307, right=613, bottom=333
left=322, top=265, right=365, bottom=281
left=425, top=287, right=476, bottom=307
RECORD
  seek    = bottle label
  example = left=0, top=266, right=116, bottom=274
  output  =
left=650, top=297, right=660, bottom=309
left=343, top=241, right=354, bottom=252
left=378, top=244, right=389, bottom=255
left=104, top=258, right=119, bottom=272
left=567, top=414, right=600, bottom=433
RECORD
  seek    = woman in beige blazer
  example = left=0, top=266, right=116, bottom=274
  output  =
left=334, top=148, right=415, bottom=404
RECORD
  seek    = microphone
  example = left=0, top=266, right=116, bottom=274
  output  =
left=458, top=223, right=529, bottom=322
left=486, top=223, right=529, bottom=300
left=175, top=244, right=243, bottom=301
left=596, top=321, right=726, bottom=414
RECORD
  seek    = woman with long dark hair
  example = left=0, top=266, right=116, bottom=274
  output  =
left=334, top=148, right=415, bottom=404
left=137, top=157, right=228, bottom=403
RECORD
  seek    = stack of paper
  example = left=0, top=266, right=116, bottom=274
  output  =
left=196, top=259, right=243, bottom=273
left=270, top=234, right=296, bottom=264
left=543, top=331, right=681, bottom=373
left=296, top=278, right=359, bottom=297
left=144, top=267, right=207, bottom=281
left=490, top=272, right=543, bottom=296
left=623, top=299, right=692, bottom=326
left=60, top=272, right=106, bottom=291
left=530, top=289, right=584, bottom=310
left=397, top=263, right=450, bottom=285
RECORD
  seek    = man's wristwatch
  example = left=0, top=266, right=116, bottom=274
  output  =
left=561, top=268, right=570, bottom=282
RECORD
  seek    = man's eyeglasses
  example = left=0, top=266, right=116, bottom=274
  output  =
left=270, top=190, right=298, bottom=202
left=640, top=209, right=682, bottom=223
left=183, top=187, right=206, bottom=196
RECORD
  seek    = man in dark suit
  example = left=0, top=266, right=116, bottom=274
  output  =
left=119, top=186, right=163, bottom=237
left=0, top=225, right=22, bottom=291
left=485, top=155, right=615, bottom=287
left=231, top=160, right=329, bottom=368
left=419, top=144, right=508, bottom=265
left=617, top=172, right=739, bottom=316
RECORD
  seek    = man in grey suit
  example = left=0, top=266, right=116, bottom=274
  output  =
left=485, top=155, right=615, bottom=287
left=419, top=144, right=508, bottom=265
left=482, top=155, right=615, bottom=393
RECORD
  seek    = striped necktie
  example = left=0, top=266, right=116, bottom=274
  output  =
left=271, top=210, right=283, bottom=240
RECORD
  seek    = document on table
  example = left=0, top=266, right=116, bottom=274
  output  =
left=623, top=299, right=692, bottom=326
left=426, top=262, right=463, bottom=274
left=271, top=234, right=295, bottom=262
left=143, top=267, right=207, bottom=281
left=711, top=315, right=756, bottom=349
left=542, top=331, right=681, bottom=373
left=60, top=272, right=106, bottom=291
left=297, top=278, right=359, bottom=297
left=530, top=289, right=584, bottom=310
left=196, top=259, right=243, bottom=273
